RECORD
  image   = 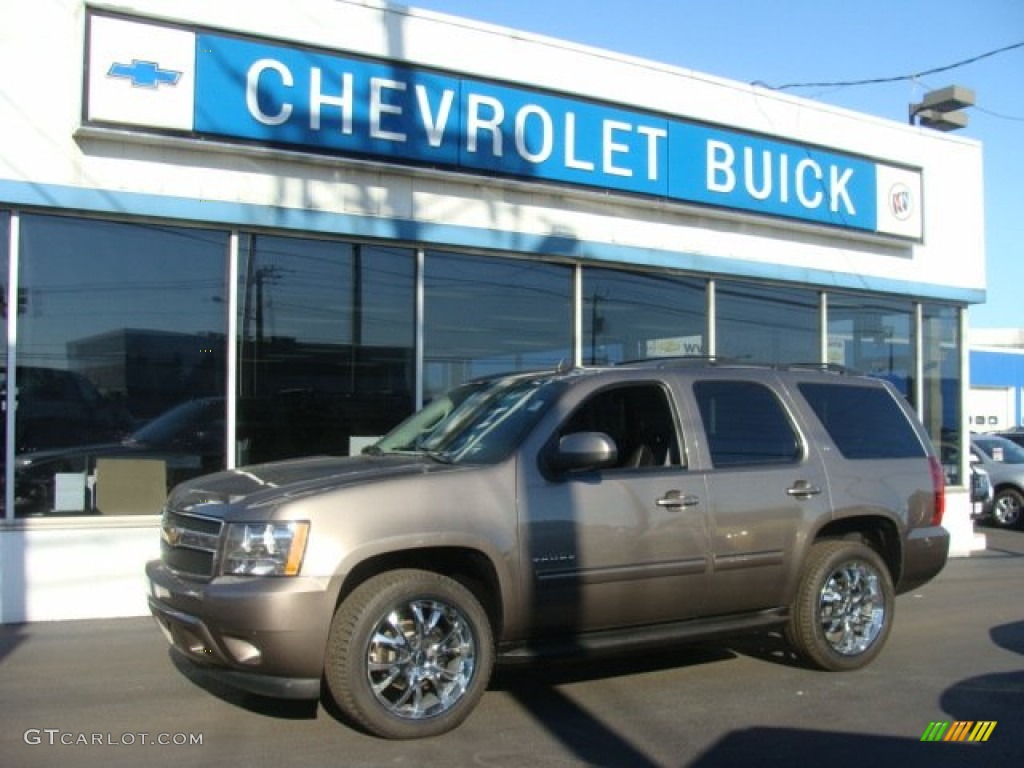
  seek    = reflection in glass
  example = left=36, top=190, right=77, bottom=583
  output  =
left=582, top=268, right=705, bottom=364
left=923, top=304, right=962, bottom=484
left=828, top=294, right=914, bottom=397
left=715, top=281, right=820, bottom=364
left=417, top=376, right=560, bottom=464
left=423, top=252, right=572, bottom=398
left=1, top=211, right=8, bottom=519
left=12, top=215, right=228, bottom=516
left=237, top=235, right=415, bottom=464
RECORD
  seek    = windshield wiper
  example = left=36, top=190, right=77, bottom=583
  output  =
left=364, top=445, right=450, bottom=462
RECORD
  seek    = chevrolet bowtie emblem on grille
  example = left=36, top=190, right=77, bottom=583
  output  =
left=107, top=59, right=182, bottom=89
left=161, top=522, right=181, bottom=546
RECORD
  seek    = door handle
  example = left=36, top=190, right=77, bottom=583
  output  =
left=657, top=491, right=700, bottom=509
left=787, top=480, right=822, bottom=499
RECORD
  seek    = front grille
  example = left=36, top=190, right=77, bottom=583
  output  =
left=161, top=509, right=223, bottom=580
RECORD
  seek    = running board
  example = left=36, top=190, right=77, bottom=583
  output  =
left=496, top=608, right=788, bottom=662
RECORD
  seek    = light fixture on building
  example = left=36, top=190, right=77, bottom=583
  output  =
left=909, top=85, right=976, bottom=131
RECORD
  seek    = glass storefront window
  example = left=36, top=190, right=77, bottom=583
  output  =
left=1, top=211, right=8, bottom=518
left=423, top=251, right=573, bottom=399
left=11, top=215, right=228, bottom=517
left=827, top=294, right=915, bottom=398
left=237, top=235, right=415, bottom=464
left=715, top=281, right=820, bottom=364
left=923, top=304, right=962, bottom=484
left=582, top=267, right=705, bottom=364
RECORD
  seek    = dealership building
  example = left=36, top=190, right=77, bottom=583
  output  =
left=0, top=0, right=987, bottom=622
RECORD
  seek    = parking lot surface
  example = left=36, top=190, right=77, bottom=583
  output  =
left=2, top=527, right=1022, bottom=768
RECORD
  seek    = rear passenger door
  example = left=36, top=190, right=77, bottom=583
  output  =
left=690, top=378, right=831, bottom=613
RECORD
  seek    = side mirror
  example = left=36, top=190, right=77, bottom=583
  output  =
left=547, top=431, right=618, bottom=473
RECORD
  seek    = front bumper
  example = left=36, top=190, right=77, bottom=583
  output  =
left=146, top=560, right=335, bottom=699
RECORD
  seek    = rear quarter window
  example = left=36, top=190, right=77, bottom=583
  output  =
left=798, top=382, right=925, bottom=459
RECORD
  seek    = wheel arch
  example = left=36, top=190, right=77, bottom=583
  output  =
left=992, top=482, right=1024, bottom=498
left=334, top=546, right=506, bottom=641
left=811, top=515, right=903, bottom=590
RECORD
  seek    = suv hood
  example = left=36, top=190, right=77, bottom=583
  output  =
left=166, top=453, right=462, bottom=513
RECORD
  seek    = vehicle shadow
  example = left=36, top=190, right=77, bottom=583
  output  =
left=170, top=640, right=738, bottom=732
left=169, top=650, right=319, bottom=720
left=690, top=726, right=991, bottom=768
left=491, top=645, right=735, bottom=768
left=715, top=629, right=808, bottom=669
left=937, top=619, right=1024, bottom=754
left=490, top=643, right=737, bottom=690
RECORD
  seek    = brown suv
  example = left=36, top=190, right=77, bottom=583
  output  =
left=147, top=362, right=949, bottom=739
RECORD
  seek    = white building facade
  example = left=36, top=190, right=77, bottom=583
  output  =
left=0, top=0, right=986, bottom=622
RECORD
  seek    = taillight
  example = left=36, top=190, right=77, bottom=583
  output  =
left=928, top=456, right=946, bottom=526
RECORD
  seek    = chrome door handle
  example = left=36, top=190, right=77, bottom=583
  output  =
left=787, top=480, right=822, bottom=499
left=657, top=491, right=700, bottom=509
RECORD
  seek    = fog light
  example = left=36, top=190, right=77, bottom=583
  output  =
left=180, top=628, right=212, bottom=657
left=222, top=636, right=262, bottom=665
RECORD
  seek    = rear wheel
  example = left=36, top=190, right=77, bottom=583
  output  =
left=324, top=569, right=493, bottom=739
left=991, top=488, right=1024, bottom=528
left=787, top=540, right=894, bottom=671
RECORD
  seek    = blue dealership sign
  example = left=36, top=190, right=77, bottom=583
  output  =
left=87, top=14, right=921, bottom=239
left=669, top=124, right=877, bottom=230
left=195, top=33, right=672, bottom=198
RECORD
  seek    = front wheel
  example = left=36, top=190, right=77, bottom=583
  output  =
left=324, top=569, right=494, bottom=739
left=991, top=488, right=1024, bottom=528
left=787, top=540, right=894, bottom=671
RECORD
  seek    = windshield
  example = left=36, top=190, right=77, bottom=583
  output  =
left=370, top=380, right=489, bottom=454
left=370, top=375, right=561, bottom=464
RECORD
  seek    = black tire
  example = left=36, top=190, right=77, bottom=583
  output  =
left=787, top=540, right=894, bottom=671
left=991, top=488, right=1024, bottom=529
left=324, top=569, right=494, bottom=739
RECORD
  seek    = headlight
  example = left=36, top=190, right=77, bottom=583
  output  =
left=222, top=522, right=309, bottom=576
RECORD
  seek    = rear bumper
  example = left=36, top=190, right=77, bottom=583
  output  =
left=897, top=525, right=950, bottom=593
left=146, top=560, right=334, bottom=699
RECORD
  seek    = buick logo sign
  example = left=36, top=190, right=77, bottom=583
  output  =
left=889, top=183, right=913, bottom=221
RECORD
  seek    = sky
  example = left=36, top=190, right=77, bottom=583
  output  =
left=403, top=0, right=1024, bottom=329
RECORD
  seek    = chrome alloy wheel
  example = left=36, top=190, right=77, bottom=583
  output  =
left=992, top=492, right=1022, bottom=527
left=365, top=598, right=477, bottom=720
left=817, top=560, right=886, bottom=656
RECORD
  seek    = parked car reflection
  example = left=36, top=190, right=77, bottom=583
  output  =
left=3, top=366, right=134, bottom=453
left=12, top=398, right=225, bottom=516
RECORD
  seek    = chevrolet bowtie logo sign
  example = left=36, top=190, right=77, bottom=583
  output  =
left=108, top=59, right=182, bottom=89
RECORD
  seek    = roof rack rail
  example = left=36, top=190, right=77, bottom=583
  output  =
left=781, top=362, right=862, bottom=375
left=614, top=358, right=865, bottom=375
left=615, top=355, right=753, bottom=369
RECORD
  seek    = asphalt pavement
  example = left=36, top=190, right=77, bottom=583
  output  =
left=2, top=526, right=1022, bottom=768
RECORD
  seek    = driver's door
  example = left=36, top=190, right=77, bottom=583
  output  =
left=521, top=382, right=710, bottom=635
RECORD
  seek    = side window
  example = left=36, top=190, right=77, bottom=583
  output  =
left=694, top=380, right=801, bottom=467
left=560, top=384, right=682, bottom=469
left=798, top=382, right=926, bottom=460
